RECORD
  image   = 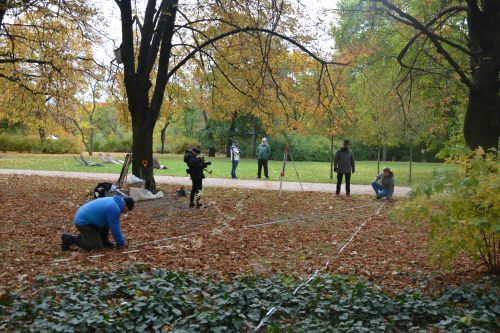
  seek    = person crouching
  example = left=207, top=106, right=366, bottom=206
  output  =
left=371, top=167, right=395, bottom=200
left=61, top=195, right=134, bottom=250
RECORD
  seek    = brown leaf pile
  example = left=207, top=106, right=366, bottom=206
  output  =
left=0, top=175, right=479, bottom=292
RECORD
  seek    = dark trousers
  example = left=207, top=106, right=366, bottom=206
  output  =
left=258, top=159, right=269, bottom=178
left=190, top=178, right=203, bottom=204
left=231, top=160, right=238, bottom=179
left=76, top=225, right=110, bottom=250
left=336, top=173, right=351, bottom=194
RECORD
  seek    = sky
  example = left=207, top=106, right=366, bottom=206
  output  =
left=94, top=0, right=340, bottom=65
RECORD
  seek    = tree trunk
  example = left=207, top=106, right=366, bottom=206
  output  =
left=409, top=139, right=413, bottom=184
left=226, top=112, right=237, bottom=157
left=382, top=144, right=387, bottom=161
left=377, top=139, right=381, bottom=174
left=38, top=127, right=46, bottom=142
left=201, top=110, right=216, bottom=157
left=330, top=135, right=334, bottom=179
left=132, top=121, right=155, bottom=191
left=160, top=122, right=169, bottom=154
left=252, top=117, right=257, bottom=159
left=88, top=128, right=94, bottom=156
left=464, top=2, right=500, bottom=151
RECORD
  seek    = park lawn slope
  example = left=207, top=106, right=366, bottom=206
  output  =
left=0, top=152, right=456, bottom=186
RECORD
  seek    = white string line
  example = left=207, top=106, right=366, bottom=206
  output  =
left=50, top=199, right=232, bottom=264
left=253, top=202, right=386, bottom=332
left=50, top=203, right=378, bottom=264
left=244, top=203, right=377, bottom=228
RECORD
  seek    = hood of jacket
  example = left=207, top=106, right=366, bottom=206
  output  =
left=113, top=195, right=125, bottom=213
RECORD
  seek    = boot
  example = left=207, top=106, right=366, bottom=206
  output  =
left=61, top=233, right=78, bottom=251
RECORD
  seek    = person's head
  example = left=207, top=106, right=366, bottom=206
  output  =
left=343, top=139, right=350, bottom=148
left=383, top=166, right=392, bottom=177
left=123, top=197, right=134, bottom=213
left=262, top=138, right=267, bottom=144
left=233, top=140, right=239, bottom=146
left=191, top=147, right=201, bottom=156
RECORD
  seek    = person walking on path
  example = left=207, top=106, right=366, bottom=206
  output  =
left=371, top=167, right=395, bottom=200
left=256, top=138, right=271, bottom=179
left=230, top=140, right=240, bottom=179
left=334, top=139, right=355, bottom=196
left=185, top=147, right=211, bottom=208
left=61, top=195, right=134, bottom=251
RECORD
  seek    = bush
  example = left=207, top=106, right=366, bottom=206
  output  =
left=40, top=137, right=82, bottom=154
left=169, top=136, right=200, bottom=154
left=0, top=135, right=40, bottom=153
left=395, top=146, right=499, bottom=273
left=94, top=134, right=132, bottom=152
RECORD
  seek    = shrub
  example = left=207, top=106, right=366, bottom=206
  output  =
left=169, top=136, right=200, bottom=154
left=0, top=134, right=39, bottom=153
left=40, top=137, right=82, bottom=154
left=93, top=134, right=132, bottom=152
left=395, top=146, right=499, bottom=273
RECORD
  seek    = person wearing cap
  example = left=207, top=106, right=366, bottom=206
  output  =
left=230, top=140, right=240, bottom=179
left=186, top=147, right=209, bottom=207
left=334, top=139, right=355, bottom=196
left=372, top=167, right=395, bottom=200
left=256, top=138, right=271, bottom=179
left=61, top=195, right=134, bottom=250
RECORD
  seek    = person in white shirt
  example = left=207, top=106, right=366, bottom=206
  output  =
left=230, top=140, right=240, bottom=179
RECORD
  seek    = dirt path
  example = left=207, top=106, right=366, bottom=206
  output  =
left=0, top=169, right=411, bottom=196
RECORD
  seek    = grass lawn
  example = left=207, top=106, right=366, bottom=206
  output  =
left=0, top=152, right=456, bottom=186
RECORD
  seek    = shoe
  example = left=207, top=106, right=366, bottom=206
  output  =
left=335, top=193, right=340, bottom=196
left=375, top=196, right=381, bottom=200
left=196, top=203, right=205, bottom=209
left=103, top=241, right=115, bottom=248
left=346, top=193, right=351, bottom=196
left=61, top=233, right=73, bottom=251
left=189, top=203, right=195, bottom=208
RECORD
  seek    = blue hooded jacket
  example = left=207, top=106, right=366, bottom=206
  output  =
left=74, top=196, right=126, bottom=246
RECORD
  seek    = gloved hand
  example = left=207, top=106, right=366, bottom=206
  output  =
left=334, top=167, right=338, bottom=173
left=205, top=161, right=212, bottom=166
left=352, top=170, right=355, bottom=173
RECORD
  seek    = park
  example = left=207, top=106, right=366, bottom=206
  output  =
left=0, top=0, right=498, bottom=332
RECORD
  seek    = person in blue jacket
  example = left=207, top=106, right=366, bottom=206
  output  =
left=61, top=195, right=134, bottom=251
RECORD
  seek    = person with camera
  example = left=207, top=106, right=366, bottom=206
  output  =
left=185, top=147, right=211, bottom=208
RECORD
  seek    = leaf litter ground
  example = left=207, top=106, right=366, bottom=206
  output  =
left=0, top=175, right=480, bottom=293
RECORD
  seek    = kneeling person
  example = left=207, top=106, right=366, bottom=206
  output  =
left=371, top=167, right=395, bottom=200
left=61, top=196, right=134, bottom=250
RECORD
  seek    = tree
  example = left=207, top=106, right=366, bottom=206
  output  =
left=0, top=0, right=100, bottom=95
left=372, top=0, right=499, bottom=150
left=114, top=0, right=343, bottom=190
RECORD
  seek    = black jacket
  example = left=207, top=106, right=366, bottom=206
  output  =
left=187, top=154, right=206, bottom=180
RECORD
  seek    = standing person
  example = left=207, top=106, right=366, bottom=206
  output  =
left=371, top=167, right=395, bottom=200
left=185, top=147, right=211, bottom=208
left=256, top=138, right=271, bottom=179
left=230, top=140, right=240, bottom=179
left=334, top=139, right=355, bottom=196
left=61, top=195, right=134, bottom=251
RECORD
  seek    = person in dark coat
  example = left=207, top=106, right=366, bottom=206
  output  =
left=334, top=139, right=355, bottom=196
left=186, top=147, right=210, bottom=208
left=61, top=195, right=134, bottom=251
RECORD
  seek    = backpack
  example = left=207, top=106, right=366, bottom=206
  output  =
left=93, top=182, right=113, bottom=199
left=183, top=150, right=192, bottom=164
